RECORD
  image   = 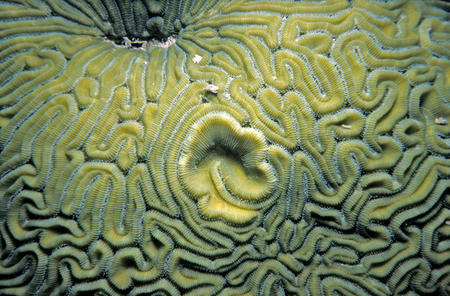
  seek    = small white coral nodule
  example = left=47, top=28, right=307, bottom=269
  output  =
left=435, top=117, right=448, bottom=125
left=192, top=54, right=203, bottom=63
left=204, top=84, right=219, bottom=93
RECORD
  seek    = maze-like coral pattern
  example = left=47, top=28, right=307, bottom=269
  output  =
left=0, top=0, right=449, bottom=295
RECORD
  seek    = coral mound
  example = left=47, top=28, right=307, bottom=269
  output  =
left=0, top=0, right=449, bottom=295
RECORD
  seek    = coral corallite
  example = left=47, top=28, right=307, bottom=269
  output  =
left=0, top=0, right=449, bottom=295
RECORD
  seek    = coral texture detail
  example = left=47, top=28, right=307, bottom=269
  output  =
left=0, top=0, right=449, bottom=295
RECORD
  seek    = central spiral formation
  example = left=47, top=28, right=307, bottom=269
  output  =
left=179, top=112, right=277, bottom=223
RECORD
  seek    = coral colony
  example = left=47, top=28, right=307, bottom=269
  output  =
left=0, top=0, right=449, bottom=295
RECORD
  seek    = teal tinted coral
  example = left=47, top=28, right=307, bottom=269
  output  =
left=0, top=0, right=449, bottom=295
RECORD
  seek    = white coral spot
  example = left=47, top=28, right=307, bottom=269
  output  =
left=204, top=84, right=219, bottom=93
left=192, top=54, right=203, bottom=63
left=435, top=117, right=447, bottom=125
left=149, top=36, right=176, bottom=48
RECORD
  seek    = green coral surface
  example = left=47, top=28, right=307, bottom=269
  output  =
left=0, top=0, right=449, bottom=295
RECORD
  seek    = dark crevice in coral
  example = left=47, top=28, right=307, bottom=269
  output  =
left=44, top=0, right=197, bottom=46
left=103, top=35, right=150, bottom=48
left=99, top=0, right=188, bottom=45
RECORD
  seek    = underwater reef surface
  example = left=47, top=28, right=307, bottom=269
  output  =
left=0, top=0, right=449, bottom=295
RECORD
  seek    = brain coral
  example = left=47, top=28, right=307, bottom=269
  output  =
left=0, top=0, right=449, bottom=295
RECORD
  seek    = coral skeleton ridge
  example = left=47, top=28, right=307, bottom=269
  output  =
left=0, top=0, right=449, bottom=295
